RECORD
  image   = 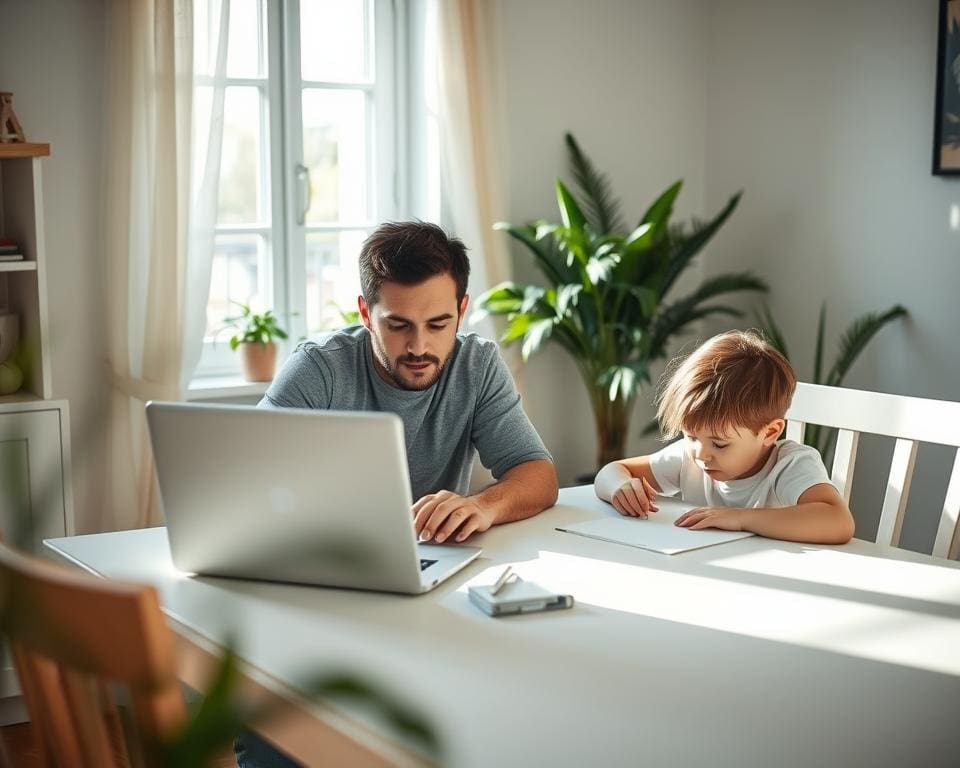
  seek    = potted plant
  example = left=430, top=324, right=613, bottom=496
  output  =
left=224, top=302, right=289, bottom=382
left=474, top=134, right=767, bottom=472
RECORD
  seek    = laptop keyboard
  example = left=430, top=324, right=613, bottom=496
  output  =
left=420, top=558, right=438, bottom=571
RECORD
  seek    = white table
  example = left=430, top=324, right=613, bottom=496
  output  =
left=45, top=486, right=960, bottom=767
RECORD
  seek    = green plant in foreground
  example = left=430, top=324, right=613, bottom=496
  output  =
left=755, top=301, right=908, bottom=460
left=475, top=133, right=767, bottom=470
left=223, top=302, right=289, bottom=350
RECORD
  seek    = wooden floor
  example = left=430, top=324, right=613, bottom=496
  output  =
left=0, top=721, right=238, bottom=767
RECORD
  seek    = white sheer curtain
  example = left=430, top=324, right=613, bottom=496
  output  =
left=103, top=0, right=226, bottom=530
left=435, top=0, right=512, bottom=348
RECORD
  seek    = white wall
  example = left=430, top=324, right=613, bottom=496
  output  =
left=0, top=0, right=109, bottom=534
left=496, top=0, right=711, bottom=483
left=703, top=0, right=960, bottom=549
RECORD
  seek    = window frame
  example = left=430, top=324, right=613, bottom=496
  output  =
left=194, top=0, right=405, bottom=379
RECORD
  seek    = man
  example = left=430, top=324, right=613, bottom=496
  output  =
left=236, top=221, right=558, bottom=768
left=258, top=220, right=558, bottom=543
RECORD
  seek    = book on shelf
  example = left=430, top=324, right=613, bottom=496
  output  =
left=0, top=253, right=24, bottom=262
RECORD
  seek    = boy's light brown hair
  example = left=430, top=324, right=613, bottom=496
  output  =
left=656, top=330, right=797, bottom=440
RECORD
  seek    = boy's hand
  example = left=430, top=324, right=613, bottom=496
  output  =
left=675, top=507, right=744, bottom=531
left=611, top=477, right=660, bottom=519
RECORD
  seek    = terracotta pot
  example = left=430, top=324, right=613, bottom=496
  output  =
left=239, top=341, right=277, bottom=382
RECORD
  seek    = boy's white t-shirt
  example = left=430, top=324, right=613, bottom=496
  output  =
left=649, top=438, right=832, bottom=508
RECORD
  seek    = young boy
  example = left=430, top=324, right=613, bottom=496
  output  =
left=594, top=330, right=855, bottom=544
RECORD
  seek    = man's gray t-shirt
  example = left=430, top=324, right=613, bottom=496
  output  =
left=259, top=326, right=551, bottom=499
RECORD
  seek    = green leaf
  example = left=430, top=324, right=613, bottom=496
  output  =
left=501, top=314, right=536, bottom=344
left=564, top=132, right=625, bottom=234
left=585, top=255, right=617, bottom=285
left=473, top=282, right=525, bottom=320
left=825, top=305, right=907, bottom=387
left=813, top=302, right=827, bottom=385
left=556, top=283, right=583, bottom=316
left=752, top=302, right=789, bottom=359
left=657, top=192, right=742, bottom=299
left=623, top=222, right=654, bottom=254
left=495, top=223, right=573, bottom=286
left=640, top=180, right=683, bottom=231
left=597, top=364, right=641, bottom=402
left=521, top=318, right=555, bottom=361
left=555, top=179, right=588, bottom=234
left=520, top=285, right=548, bottom=313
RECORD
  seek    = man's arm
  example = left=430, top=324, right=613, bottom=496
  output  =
left=674, top=483, right=855, bottom=545
left=414, top=459, right=558, bottom=543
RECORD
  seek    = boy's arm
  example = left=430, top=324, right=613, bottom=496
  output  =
left=676, top=483, right=855, bottom=545
left=595, top=457, right=665, bottom=518
left=595, top=457, right=662, bottom=500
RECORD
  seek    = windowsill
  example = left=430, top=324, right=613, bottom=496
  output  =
left=186, top=376, right=270, bottom=401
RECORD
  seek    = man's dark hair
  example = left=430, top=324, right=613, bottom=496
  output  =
left=358, top=221, right=470, bottom=306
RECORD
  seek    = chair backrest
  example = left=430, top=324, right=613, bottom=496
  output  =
left=0, top=541, right=186, bottom=768
left=786, top=382, right=960, bottom=558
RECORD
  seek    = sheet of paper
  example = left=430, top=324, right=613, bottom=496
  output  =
left=556, top=497, right=755, bottom=555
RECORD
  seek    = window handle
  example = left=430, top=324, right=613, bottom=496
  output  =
left=295, top=163, right=312, bottom=225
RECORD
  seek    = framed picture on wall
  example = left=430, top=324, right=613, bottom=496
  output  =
left=934, top=0, right=960, bottom=175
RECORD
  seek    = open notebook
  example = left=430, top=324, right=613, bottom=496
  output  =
left=557, top=496, right=755, bottom=555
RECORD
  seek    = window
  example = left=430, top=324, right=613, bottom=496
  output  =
left=196, top=0, right=432, bottom=378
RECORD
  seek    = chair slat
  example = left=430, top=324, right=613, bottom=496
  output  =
left=61, top=667, right=120, bottom=768
left=30, top=653, right=85, bottom=767
left=875, top=438, right=918, bottom=548
left=786, top=420, right=804, bottom=443
left=932, top=449, right=960, bottom=560
left=830, top=429, right=859, bottom=503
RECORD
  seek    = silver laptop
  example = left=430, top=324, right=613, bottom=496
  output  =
left=145, top=401, right=481, bottom=594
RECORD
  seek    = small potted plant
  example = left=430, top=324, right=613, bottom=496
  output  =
left=224, top=302, right=289, bottom=382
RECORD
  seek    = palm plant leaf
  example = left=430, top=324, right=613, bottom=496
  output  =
left=825, top=305, right=908, bottom=387
left=657, top=192, right=742, bottom=298
left=646, top=272, right=767, bottom=359
left=555, top=179, right=588, bottom=234
left=640, top=180, right=683, bottom=232
left=494, top=223, right=576, bottom=286
left=565, top=132, right=625, bottom=234
left=813, top=303, right=827, bottom=385
left=752, top=302, right=789, bottom=359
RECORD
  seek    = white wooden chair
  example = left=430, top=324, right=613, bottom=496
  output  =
left=786, top=382, right=960, bottom=558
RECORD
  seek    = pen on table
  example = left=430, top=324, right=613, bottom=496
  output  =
left=491, top=565, right=514, bottom=595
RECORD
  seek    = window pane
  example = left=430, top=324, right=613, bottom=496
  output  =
left=302, top=89, right=368, bottom=224
left=299, top=0, right=369, bottom=82
left=206, top=234, right=270, bottom=338
left=227, top=0, right=264, bottom=78
left=305, top=230, right=367, bottom=334
left=218, top=86, right=264, bottom=225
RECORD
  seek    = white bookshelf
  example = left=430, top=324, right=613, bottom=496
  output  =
left=0, top=142, right=74, bottom=712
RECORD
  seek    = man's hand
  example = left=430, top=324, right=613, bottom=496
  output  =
left=413, top=490, right=496, bottom=543
left=611, top=477, right=660, bottom=519
left=674, top=507, right=744, bottom=531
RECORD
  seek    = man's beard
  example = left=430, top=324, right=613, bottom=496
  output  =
left=370, top=334, right=453, bottom=391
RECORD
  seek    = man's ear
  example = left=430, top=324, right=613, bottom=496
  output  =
left=764, top=418, right=786, bottom=445
left=457, top=294, right=469, bottom=327
left=358, top=296, right=372, bottom=330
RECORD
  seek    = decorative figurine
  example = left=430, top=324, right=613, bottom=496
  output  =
left=0, top=92, right=26, bottom=143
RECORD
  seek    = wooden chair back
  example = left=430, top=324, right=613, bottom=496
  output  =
left=0, top=541, right=186, bottom=768
left=786, top=382, right=960, bottom=558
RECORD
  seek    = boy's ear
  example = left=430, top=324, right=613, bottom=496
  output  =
left=763, top=419, right=786, bottom=445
